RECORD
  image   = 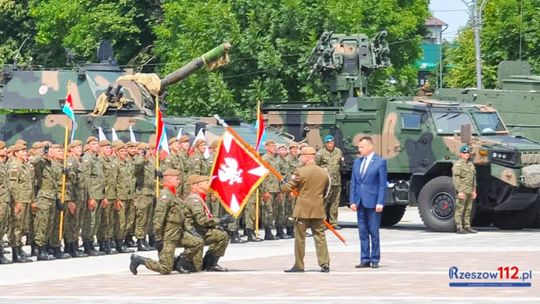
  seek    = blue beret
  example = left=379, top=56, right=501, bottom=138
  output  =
left=460, top=144, right=471, bottom=153
left=324, top=135, right=335, bottom=143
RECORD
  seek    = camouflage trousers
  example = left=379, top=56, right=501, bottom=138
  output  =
left=64, top=201, right=84, bottom=243
left=293, top=218, right=330, bottom=270
left=134, top=195, right=153, bottom=240
left=146, top=199, right=156, bottom=237
left=33, top=198, right=55, bottom=247
left=112, top=200, right=126, bottom=241
left=0, top=202, right=10, bottom=241
left=178, top=231, right=205, bottom=272
left=454, top=193, right=474, bottom=229
left=324, top=185, right=341, bottom=226
left=244, top=196, right=257, bottom=230
left=190, top=228, right=229, bottom=272
left=96, top=201, right=114, bottom=241
left=81, top=200, right=103, bottom=242
left=49, top=207, right=63, bottom=248
left=9, top=202, right=31, bottom=247
left=262, top=192, right=284, bottom=228
left=124, top=199, right=136, bottom=237
left=145, top=241, right=176, bottom=275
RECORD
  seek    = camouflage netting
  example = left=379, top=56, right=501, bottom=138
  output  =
left=521, top=164, right=540, bottom=188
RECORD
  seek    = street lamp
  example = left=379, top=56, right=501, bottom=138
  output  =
left=462, top=0, right=490, bottom=89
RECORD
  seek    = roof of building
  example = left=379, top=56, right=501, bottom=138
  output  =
left=426, top=16, right=447, bottom=27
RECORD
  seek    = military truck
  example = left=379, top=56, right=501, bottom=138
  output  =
left=0, top=41, right=288, bottom=148
left=264, top=32, right=540, bottom=231
left=435, top=60, right=540, bottom=142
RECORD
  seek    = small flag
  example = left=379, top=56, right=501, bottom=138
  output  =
left=111, top=128, right=119, bottom=141
left=98, top=127, right=107, bottom=141
left=190, top=128, right=209, bottom=159
left=254, top=101, right=266, bottom=153
left=176, top=127, right=183, bottom=140
left=62, top=93, right=78, bottom=141
left=129, top=126, right=137, bottom=143
left=160, top=125, right=170, bottom=155
left=154, top=110, right=164, bottom=153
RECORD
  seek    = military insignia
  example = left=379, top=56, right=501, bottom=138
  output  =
left=159, top=195, right=168, bottom=202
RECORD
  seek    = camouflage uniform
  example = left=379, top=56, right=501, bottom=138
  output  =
left=114, top=156, right=135, bottom=250
left=162, top=152, right=185, bottom=197
left=452, top=157, right=476, bottom=230
left=98, top=155, right=117, bottom=253
left=285, top=152, right=301, bottom=233
left=261, top=152, right=283, bottom=238
left=316, top=147, right=343, bottom=227
left=133, top=154, right=154, bottom=247
left=9, top=158, right=34, bottom=251
left=143, top=187, right=185, bottom=274
left=124, top=155, right=137, bottom=242
left=81, top=152, right=105, bottom=255
left=48, top=158, right=72, bottom=258
left=0, top=156, right=11, bottom=263
left=184, top=192, right=229, bottom=271
left=63, top=154, right=86, bottom=256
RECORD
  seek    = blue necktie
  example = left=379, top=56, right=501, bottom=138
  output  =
left=360, top=158, right=368, bottom=178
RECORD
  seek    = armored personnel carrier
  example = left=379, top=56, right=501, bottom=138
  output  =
left=264, top=32, right=540, bottom=231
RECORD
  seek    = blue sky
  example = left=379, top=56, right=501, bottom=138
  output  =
left=429, top=0, right=470, bottom=41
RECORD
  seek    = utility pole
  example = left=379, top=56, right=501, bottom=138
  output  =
left=463, top=0, right=489, bottom=89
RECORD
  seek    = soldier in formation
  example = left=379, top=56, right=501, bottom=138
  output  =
left=452, top=144, right=477, bottom=234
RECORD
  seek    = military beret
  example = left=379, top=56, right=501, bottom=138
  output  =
left=186, top=174, right=209, bottom=185
left=0, top=141, right=5, bottom=149
left=163, top=169, right=181, bottom=177
left=51, top=144, right=62, bottom=149
left=31, top=141, right=43, bottom=149
left=298, top=143, right=308, bottom=149
left=126, top=141, right=137, bottom=148
left=324, top=135, right=335, bottom=143
left=194, top=139, right=206, bottom=148
left=11, top=144, right=26, bottom=152
left=137, top=142, right=148, bottom=149
left=168, top=138, right=178, bottom=145
left=300, top=146, right=317, bottom=155
left=99, top=140, right=111, bottom=147
left=288, top=141, right=299, bottom=149
left=113, top=142, right=126, bottom=150
left=86, top=136, right=98, bottom=144
left=460, top=144, right=471, bottom=153
left=178, top=135, right=190, bottom=143
left=68, top=140, right=82, bottom=149
left=264, top=140, right=276, bottom=146
left=15, top=139, right=27, bottom=147
left=277, top=143, right=287, bottom=149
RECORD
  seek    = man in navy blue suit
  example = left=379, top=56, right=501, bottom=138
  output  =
left=349, top=136, right=387, bottom=268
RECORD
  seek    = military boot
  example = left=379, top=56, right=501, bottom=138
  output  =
left=83, top=240, right=101, bottom=256
left=0, top=243, right=12, bottom=264
left=125, top=235, right=137, bottom=248
left=53, top=247, right=71, bottom=259
left=116, top=239, right=134, bottom=253
left=105, top=240, right=117, bottom=254
left=276, top=226, right=291, bottom=239
left=69, top=242, right=88, bottom=258
left=286, top=226, right=295, bottom=238
left=36, top=246, right=54, bottom=261
left=148, top=234, right=156, bottom=248
left=230, top=231, right=247, bottom=244
left=264, top=228, right=277, bottom=240
left=203, top=252, right=228, bottom=272
left=137, top=239, right=150, bottom=251
left=245, top=229, right=263, bottom=242
left=30, top=243, right=38, bottom=257
left=173, top=255, right=191, bottom=274
left=129, top=254, right=148, bottom=275
left=19, top=246, right=32, bottom=258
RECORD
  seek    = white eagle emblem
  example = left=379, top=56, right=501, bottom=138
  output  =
left=218, top=157, right=243, bottom=185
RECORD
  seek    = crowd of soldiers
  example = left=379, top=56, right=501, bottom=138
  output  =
left=0, top=133, right=344, bottom=272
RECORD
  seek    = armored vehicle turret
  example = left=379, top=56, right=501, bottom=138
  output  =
left=264, top=32, right=540, bottom=231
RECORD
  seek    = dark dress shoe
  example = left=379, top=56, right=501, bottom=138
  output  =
left=456, top=228, right=467, bottom=234
left=371, top=263, right=379, bottom=268
left=465, top=227, right=478, bottom=233
left=320, top=265, right=330, bottom=273
left=355, top=262, right=371, bottom=268
left=284, top=267, right=304, bottom=273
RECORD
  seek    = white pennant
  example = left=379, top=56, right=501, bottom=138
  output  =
left=97, top=127, right=107, bottom=141
left=129, top=126, right=137, bottom=143
left=111, top=128, right=119, bottom=141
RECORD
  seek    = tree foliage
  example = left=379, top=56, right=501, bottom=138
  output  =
left=445, top=0, right=540, bottom=88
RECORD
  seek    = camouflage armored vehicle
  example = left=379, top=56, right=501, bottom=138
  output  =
left=435, top=60, right=540, bottom=142
left=264, top=32, right=540, bottom=231
left=0, top=42, right=289, bottom=149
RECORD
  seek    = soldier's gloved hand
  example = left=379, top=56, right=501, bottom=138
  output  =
left=155, top=240, right=164, bottom=252
left=55, top=199, right=65, bottom=211
left=155, top=169, right=163, bottom=178
left=219, top=214, right=235, bottom=225
left=189, top=229, right=203, bottom=239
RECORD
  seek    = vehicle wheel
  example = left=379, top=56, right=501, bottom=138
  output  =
left=418, top=176, right=456, bottom=232
left=381, top=205, right=407, bottom=227
left=493, top=201, right=540, bottom=230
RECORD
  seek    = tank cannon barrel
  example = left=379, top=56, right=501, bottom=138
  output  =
left=159, top=42, right=231, bottom=92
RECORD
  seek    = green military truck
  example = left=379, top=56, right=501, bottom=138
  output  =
left=264, top=32, right=540, bottom=231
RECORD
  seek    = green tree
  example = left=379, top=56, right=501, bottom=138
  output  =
left=0, top=1, right=34, bottom=65
left=445, top=0, right=540, bottom=88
